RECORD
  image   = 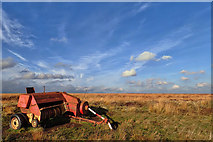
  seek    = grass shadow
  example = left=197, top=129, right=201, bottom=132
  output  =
left=88, top=106, right=120, bottom=130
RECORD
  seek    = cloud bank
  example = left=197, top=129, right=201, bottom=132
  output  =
left=0, top=57, right=17, bottom=70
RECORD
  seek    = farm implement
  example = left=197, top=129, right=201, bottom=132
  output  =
left=10, top=87, right=117, bottom=130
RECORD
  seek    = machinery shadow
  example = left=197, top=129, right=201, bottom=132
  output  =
left=40, top=106, right=120, bottom=131
left=88, top=106, right=120, bottom=130
left=41, top=115, right=81, bottom=131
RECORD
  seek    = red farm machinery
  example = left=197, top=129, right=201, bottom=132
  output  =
left=10, top=87, right=117, bottom=130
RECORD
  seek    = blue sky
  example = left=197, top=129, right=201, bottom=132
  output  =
left=1, top=2, right=211, bottom=93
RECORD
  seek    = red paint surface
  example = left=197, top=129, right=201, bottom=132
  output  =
left=17, top=95, right=31, bottom=108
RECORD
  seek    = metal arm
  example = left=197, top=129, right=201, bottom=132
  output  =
left=88, top=108, right=113, bottom=130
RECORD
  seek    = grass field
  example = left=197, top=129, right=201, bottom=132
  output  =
left=1, top=93, right=212, bottom=140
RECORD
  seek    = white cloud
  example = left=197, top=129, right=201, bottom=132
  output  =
left=1, top=10, right=34, bottom=48
left=155, top=55, right=172, bottom=61
left=135, top=51, right=156, bottom=61
left=121, top=41, right=130, bottom=47
left=155, top=58, right=161, bottom=62
left=100, top=87, right=125, bottom=92
left=8, top=49, right=27, bottom=61
left=165, top=62, right=173, bottom=66
left=128, top=25, right=192, bottom=70
left=157, top=81, right=168, bottom=85
left=137, top=3, right=151, bottom=13
left=86, top=77, right=94, bottom=82
left=80, top=73, right=84, bottom=79
left=161, top=55, right=172, bottom=60
left=71, top=85, right=124, bottom=93
left=180, top=70, right=187, bottom=74
left=22, top=72, right=35, bottom=79
left=130, top=56, right=134, bottom=61
left=122, top=69, right=136, bottom=77
left=199, top=70, right=205, bottom=74
left=132, top=3, right=151, bottom=15
left=181, top=76, right=189, bottom=81
left=119, top=88, right=124, bottom=91
left=127, top=80, right=143, bottom=87
left=55, top=62, right=67, bottom=68
left=0, top=57, right=17, bottom=70
left=73, top=53, right=108, bottom=70
left=37, top=61, right=49, bottom=69
left=22, top=71, right=73, bottom=80
left=50, top=37, right=67, bottom=43
left=51, top=69, right=67, bottom=75
left=127, top=78, right=178, bottom=93
left=73, top=47, right=121, bottom=71
left=180, top=70, right=205, bottom=75
left=172, top=84, right=180, bottom=89
left=149, top=25, right=192, bottom=54
left=196, top=82, right=208, bottom=87
left=54, top=62, right=72, bottom=70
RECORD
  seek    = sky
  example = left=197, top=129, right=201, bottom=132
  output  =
left=1, top=2, right=211, bottom=93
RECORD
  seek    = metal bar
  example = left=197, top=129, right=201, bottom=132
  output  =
left=68, top=115, right=105, bottom=125
left=88, top=107, right=113, bottom=130
left=108, top=122, right=113, bottom=130
left=43, top=86, right=45, bottom=94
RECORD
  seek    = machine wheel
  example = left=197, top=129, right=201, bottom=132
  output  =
left=111, top=121, right=119, bottom=130
left=31, top=119, right=39, bottom=128
left=80, top=101, right=89, bottom=115
left=10, top=114, right=24, bottom=130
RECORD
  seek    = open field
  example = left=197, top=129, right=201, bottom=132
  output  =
left=1, top=93, right=212, bottom=140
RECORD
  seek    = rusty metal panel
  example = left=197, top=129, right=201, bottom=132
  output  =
left=68, top=103, right=78, bottom=116
left=20, top=107, right=30, bottom=114
left=62, top=92, right=80, bottom=104
left=17, top=95, right=31, bottom=108
left=62, top=92, right=81, bottom=116
left=29, top=96, right=41, bottom=117
left=32, top=92, right=65, bottom=104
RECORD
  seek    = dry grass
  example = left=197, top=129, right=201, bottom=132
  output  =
left=148, top=99, right=211, bottom=115
left=72, top=93, right=212, bottom=115
left=71, top=93, right=212, bottom=103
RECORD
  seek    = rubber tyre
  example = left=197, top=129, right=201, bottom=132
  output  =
left=10, top=114, right=24, bottom=130
left=111, top=122, right=119, bottom=130
left=80, top=101, right=89, bottom=115
left=19, top=113, right=30, bottom=125
left=31, top=119, right=39, bottom=128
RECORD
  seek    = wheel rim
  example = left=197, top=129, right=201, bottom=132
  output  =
left=11, top=117, right=19, bottom=130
